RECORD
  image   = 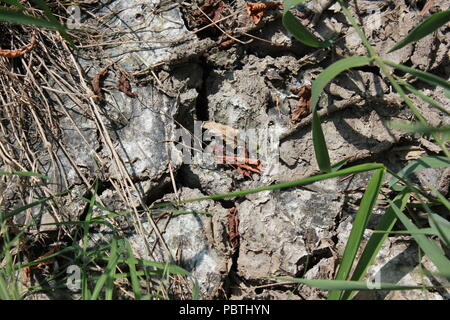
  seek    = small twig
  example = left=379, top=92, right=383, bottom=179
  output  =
left=196, top=6, right=248, bottom=45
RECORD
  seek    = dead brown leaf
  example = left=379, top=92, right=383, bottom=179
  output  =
left=228, top=207, right=239, bottom=248
left=91, top=68, right=109, bottom=103
left=290, top=85, right=312, bottom=123
left=193, top=0, right=226, bottom=24
left=246, top=2, right=283, bottom=24
left=116, top=72, right=138, bottom=98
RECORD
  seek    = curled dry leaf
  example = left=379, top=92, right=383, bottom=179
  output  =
left=193, top=0, right=226, bottom=24
left=246, top=2, right=283, bottom=24
left=116, top=72, right=138, bottom=98
left=91, top=68, right=109, bottom=103
left=0, top=30, right=37, bottom=58
left=290, top=85, right=312, bottom=123
left=228, top=207, right=239, bottom=248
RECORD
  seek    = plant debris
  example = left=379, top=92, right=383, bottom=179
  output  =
left=246, top=2, right=283, bottom=24
left=116, top=72, right=138, bottom=98
left=23, top=246, right=60, bottom=284
left=290, top=85, right=312, bottom=123
left=193, top=0, right=226, bottom=24
left=91, top=68, right=109, bottom=103
left=0, top=30, right=37, bottom=58
left=228, top=207, right=239, bottom=248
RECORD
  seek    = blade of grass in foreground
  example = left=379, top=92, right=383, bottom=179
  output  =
left=390, top=201, right=450, bottom=279
left=274, top=276, right=448, bottom=291
left=328, top=168, right=385, bottom=300
left=152, top=163, right=385, bottom=208
left=311, top=56, right=373, bottom=172
left=90, top=238, right=119, bottom=300
left=389, top=156, right=450, bottom=187
left=387, top=121, right=450, bottom=141
left=399, top=80, right=450, bottom=117
left=382, top=60, right=450, bottom=92
left=282, top=0, right=332, bottom=48
left=0, top=170, right=49, bottom=179
left=125, top=240, right=142, bottom=300
left=0, top=7, right=64, bottom=30
left=0, top=273, right=11, bottom=300
left=424, top=186, right=450, bottom=247
left=388, top=10, right=450, bottom=53
left=341, top=190, right=411, bottom=300
left=0, top=0, right=26, bottom=9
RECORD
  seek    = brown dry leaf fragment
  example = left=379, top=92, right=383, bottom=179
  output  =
left=91, top=68, right=109, bottom=103
left=0, top=30, right=37, bottom=58
left=246, top=2, right=283, bottom=24
left=116, top=72, right=138, bottom=98
left=290, top=85, right=312, bottom=123
left=228, top=207, right=239, bottom=248
left=193, top=0, right=226, bottom=24
left=216, top=154, right=262, bottom=177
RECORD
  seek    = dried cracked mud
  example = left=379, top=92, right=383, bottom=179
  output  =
left=1, top=0, right=450, bottom=300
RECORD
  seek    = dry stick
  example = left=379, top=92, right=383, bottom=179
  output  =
left=192, top=6, right=245, bottom=34
left=196, top=6, right=249, bottom=45
left=62, top=42, right=175, bottom=266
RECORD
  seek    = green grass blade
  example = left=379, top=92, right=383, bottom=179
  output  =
left=0, top=171, right=48, bottom=179
left=125, top=240, right=142, bottom=300
left=428, top=212, right=450, bottom=248
left=0, top=7, right=64, bottom=30
left=382, top=60, right=450, bottom=92
left=0, top=0, right=26, bottom=9
left=118, top=257, right=190, bottom=276
left=282, top=11, right=330, bottom=48
left=390, top=201, right=450, bottom=279
left=328, top=168, right=385, bottom=300
left=311, top=56, right=372, bottom=172
left=312, top=112, right=331, bottom=172
left=274, top=276, right=447, bottom=291
left=152, top=163, right=385, bottom=208
left=388, top=10, right=450, bottom=53
left=90, top=238, right=119, bottom=300
left=0, top=273, right=12, bottom=300
left=389, top=156, right=450, bottom=187
left=387, top=121, right=450, bottom=141
left=341, top=190, right=411, bottom=300
left=399, top=80, right=450, bottom=117
left=30, top=0, right=73, bottom=45
left=426, top=186, right=450, bottom=247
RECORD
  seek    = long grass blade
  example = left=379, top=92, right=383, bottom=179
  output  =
left=390, top=201, right=450, bottom=279
left=282, top=0, right=331, bottom=47
left=0, top=273, right=11, bottom=300
left=341, top=190, right=411, bottom=300
left=90, top=238, right=119, bottom=300
left=125, top=240, right=142, bottom=300
left=274, top=276, right=448, bottom=291
left=381, top=60, right=450, bottom=92
left=388, top=10, right=450, bottom=53
left=152, top=163, right=385, bottom=208
left=0, top=0, right=26, bottom=9
left=311, top=56, right=372, bottom=172
left=328, top=168, right=385, bottom=300
left=0, top=7, right=64, bottom=30
left=389, top=156, right=450, bottom=187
